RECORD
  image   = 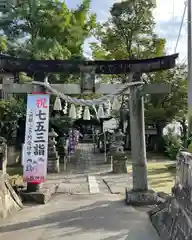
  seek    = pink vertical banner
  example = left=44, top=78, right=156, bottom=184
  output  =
left=23, top=94, right=50, bottom=183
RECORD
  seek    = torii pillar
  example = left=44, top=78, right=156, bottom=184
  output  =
left=125, top=73, right=155, bottom=205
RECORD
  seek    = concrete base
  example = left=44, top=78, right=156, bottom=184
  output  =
left=19, top=183, right=59, bottom=204
left=125, top=188, right=159, bottom=206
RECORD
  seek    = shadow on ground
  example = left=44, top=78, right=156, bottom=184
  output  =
left=0, top=196, right=158, bottom=240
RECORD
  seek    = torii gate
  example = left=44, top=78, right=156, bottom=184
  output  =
left=0, top=53, right=178, bottom=204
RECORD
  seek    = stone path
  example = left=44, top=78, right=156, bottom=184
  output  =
left=47, top=168, right=131, bottom=196
left=0, top=170, right=161, bottom=240
left=101, top=173, right=132, bottom=194
left=0, top=193, right=160, bottom=240
left=0, top=144, right=160, bottom=239
left=76, top=143, right=105, bottom=169
left=87, top=176, right=100, bottom=194
left=65, top=143, right=132, bottom=195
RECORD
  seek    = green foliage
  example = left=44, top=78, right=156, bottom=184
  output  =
left=145, top=64, right=187, bottom=122
left=91, top=0, right=187, bottom=123
left=0, top=36, right=8, bottom=52
left=50, top=116, right=72, bottom=133
left=0, top=98, right=26, bottom=144
left=92, top=0, right=157, bottom=60
left=0, top=0, right=97, bottom=83
left=163, top=127, right=183, bottom=160
left=0, top=98, right=25, bottom=121
left=90, top=0, right=167, bottom=84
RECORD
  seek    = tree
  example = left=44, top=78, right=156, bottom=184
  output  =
left=0, top=0, right=97, bottom=82
left=0, top=98, right=26, bottom=145
left=0, top=0, right=98, bottom=144
left=90, top=0, right=165, bottom=85
left=91, top=0, right=168, bottom=127
left=145, top=64, right=187, bottom=149
left=91, top=0, right=187, bottom=125
left=92, top=0, right=157, bottom=59
left=145, top=64, right=187, bottom=123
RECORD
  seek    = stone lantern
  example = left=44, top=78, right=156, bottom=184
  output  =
left=110, top=129, right=128, bottom=173
left=47, top=129, right=60, bottom=173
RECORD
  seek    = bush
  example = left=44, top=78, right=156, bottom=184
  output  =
left=163, top=126, right=183, bottom=160
left=0, top=98, right=26, bottom=145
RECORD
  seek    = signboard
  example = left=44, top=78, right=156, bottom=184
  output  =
left=103, top=118, right=118, bottom=132
left=23, top=94, right=50, bottom=183
left=141, top=83, right=171, bottom=95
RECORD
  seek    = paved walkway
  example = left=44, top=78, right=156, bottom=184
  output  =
left=0, top=144, right=160, bottom=239
left=0, top=193, right=160, bottom=240
left=0, top=172, right=160, bottom=240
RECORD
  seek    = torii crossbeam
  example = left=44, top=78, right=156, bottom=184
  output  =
left=0, top=53, right=178, bottom=74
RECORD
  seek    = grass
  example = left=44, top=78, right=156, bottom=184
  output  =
left=127, top=152, right=176, bottom=194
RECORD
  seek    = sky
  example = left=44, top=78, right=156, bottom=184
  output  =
left=64, top=0, right=187, bottom=62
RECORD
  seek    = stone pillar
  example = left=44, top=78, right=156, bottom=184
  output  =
left=2, top=74, right=14, bottom=100
left=0, top=137, right=7, bottom=176
left=47, top=129, right=60, bottom=173
left=125, top=73, right=158, bottom=206
left=129, top=74, right=148, bottom=191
